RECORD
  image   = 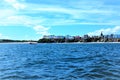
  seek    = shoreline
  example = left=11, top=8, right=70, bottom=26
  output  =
left=0, top=42, right=37, bottom=44
left=0, top=42, right=120, bottom=44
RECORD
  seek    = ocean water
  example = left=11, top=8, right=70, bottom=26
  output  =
left=0, top=43, right=120, bottom=80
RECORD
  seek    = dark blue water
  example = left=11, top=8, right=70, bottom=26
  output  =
left=0, top=43, right=120, bottom=80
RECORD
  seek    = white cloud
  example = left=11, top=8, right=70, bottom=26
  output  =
left=29, top=5, right=114, bottom=21
left=4, top=0, right=26, bottom=10
left=1, top=0, right=120, bottom=26
left=0, top=33, right=2, bottom=37
left=88, top=26, right=120, bottom=36
left=0, top=0, right=120, bottom=38
left=0, top=9, right=15, bottom=19
left=0, top=33, right=9, bottom=39
left=18, top=1, right=120, bottom=26
left=33, top=25, right=50, bottom=35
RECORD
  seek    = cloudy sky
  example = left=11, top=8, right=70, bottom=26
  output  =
left=0, top=0, right=120, bottom=40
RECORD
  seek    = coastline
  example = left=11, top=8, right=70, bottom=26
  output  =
left=0, top=42, right=120, bottom=44
left=38, top=42, right=120, bottom=44
left=0, top=42, right=37, bottom=44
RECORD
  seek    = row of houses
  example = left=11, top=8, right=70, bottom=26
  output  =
left=43, top=35, right=75, bottom=40
left=42, top=33, right=120, bottom=42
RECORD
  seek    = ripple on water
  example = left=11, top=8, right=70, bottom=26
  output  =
left=0, top=43, right=120, bottom=80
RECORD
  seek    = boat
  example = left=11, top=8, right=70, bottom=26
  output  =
left=29, top=42, right=37, bottom=44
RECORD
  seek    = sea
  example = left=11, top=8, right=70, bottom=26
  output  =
left=0, top=43, right=120, bottom=80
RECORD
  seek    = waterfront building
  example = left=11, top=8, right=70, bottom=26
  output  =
left=113, top=34, right=120, bottom=39
left=41, top=33, right=120, bottom=43
left=65, top=35, right=74, bottom=40
left=43, top=35, right=55, bottom=39
left=84, top=35, right=89, bottom=39
left=55, top=36, right=65, bottom=39
left=43, top=35, right=49, bottom=39
left=74, top=36, right=81, bottom=42
left=83, top=35, right=90, bottom=42
left=100, top=32, right=105, bottom=42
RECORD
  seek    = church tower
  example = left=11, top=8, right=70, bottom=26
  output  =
left=101, top=32, right=103, bottom=37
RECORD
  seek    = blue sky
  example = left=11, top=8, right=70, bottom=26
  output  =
left=0, top=0, right=120, bottom=40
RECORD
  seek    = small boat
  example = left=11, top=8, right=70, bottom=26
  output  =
left=29, top=42, right=37, bottom=44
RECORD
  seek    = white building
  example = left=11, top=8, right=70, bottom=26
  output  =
left=113, top=34, right=120, bottom=39
left=43, top=35, right=55, bottom=39
left=65, top=35, right=74, bottom=40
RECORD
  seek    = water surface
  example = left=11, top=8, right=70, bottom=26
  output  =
left=0, top=43, right=120, bottom=80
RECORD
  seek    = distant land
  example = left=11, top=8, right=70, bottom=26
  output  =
left=0, top=39, right=37, bottom=43
left=38, top=33, right=120, bottom=43
left=1, top=33, right=120, bottom=43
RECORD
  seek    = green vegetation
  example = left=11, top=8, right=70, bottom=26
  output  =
left=1, top=33, right=120, bottom=43
left=0, top=39, right=37, bottom=43
left=38, top=33, right=120, bottom=43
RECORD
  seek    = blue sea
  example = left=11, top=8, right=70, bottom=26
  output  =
left=0, top=43, right=120, bottom=80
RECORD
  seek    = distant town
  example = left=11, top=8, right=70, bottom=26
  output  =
left=38, top=32, right=120, bottom=43
left=1, top=32, right=120, bottom=43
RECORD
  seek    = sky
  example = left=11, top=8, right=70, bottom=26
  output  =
left=0, top=0, right=120, bottom=40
